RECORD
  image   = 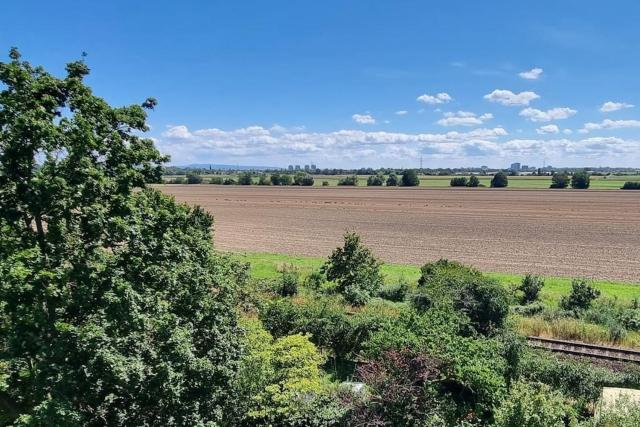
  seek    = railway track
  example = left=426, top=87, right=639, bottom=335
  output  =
left=527, top=336, right=640, bottom=363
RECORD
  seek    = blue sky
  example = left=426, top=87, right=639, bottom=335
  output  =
left=3, top=1, right=640, bottom=168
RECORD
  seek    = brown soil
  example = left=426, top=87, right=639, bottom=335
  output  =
left=158, top=185, right=640, bottom=282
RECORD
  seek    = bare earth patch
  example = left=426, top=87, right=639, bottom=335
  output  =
left=158, top=185, right=640, bottom=282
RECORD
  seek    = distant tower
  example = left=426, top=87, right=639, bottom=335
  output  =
left=420, top=155, right=423, bottom=170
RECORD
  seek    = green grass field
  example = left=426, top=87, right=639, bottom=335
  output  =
left=229, top=251, right=640, bottom=306
left=164, top=173, right=640, bottom=189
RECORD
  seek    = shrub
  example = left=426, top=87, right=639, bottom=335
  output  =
left=322, top=181, right=330, bottom=186
left=186, top=173, right=203, bottom=184
left=293, top=172, right=314, bottom=186
left=571, top=170, right=590, bottom=189
left=518, top=274, right=544, bottom=305
left=450, top=176, right=468, bottom=187
left=493, top=380, right=575, bottom=427
left=322, top=232, right=383, bottom=306
left=550, top=172, right=569, bottom=188
left=410, top=293, right=432, bottom=313
left=270, top=173, right=282, bottom=185
left=366, top=174, right=385, bottom=186
left=223, top=177, right=236, bottom=185
left=511, top=302, right=545, bottom=316
left=338, top=175, right=358, bottom=186
left=378, top=281, right=409, bottom=302
left=386, top=173, right=399, bottom=186
left=560, top=279, right=601, bottom=312
left=344, top=349, right=450, bottom=426
left=491, top=171, right=509, bottom=188
left=279, top=270, right=299, bottom=297
left=209, top=176, right=224, bottom=184
left=304, top=270, right=326, bottom=291
left=280, top=174, right=292, bottom=185
left=238, top=171, right=253, bottom=185
left=622, top=181, right=640, bottom=190
left=401, top=169, right=420, bottom=186
left=257, top=174, right=271, bottom=185
left=171, top=176, right=186, bottom=184
left=467, top=174, right=480, bottom=187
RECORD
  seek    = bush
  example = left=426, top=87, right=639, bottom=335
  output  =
left=467, top=174, right=480, bottom=187
left=571, top=170, right=590, bottom=189
left=186, top=173, right=203, bottom=184
left=270, top=173, right=292, bottom=185
left=367, top=174, right=385, bottom=186
left=257, top=174, right=271, bottom=185
left=560, top=279, right=601, bottom=312
left=322, top=181, right=330, bottom=186
left=622, top=181, right=640, bottom=190
left=518, top=274, right=544, bottom=305
left=378, top=281, right=409, bottom=302
left=491, top=171, right=509, bottom=188
left=493, top=380, right=575, bottom=427
left=304, top=270, right=326, bottom=291
left=401, top=169, right=420, bottom=186
left=386, top=173, right=399, bottom=186
left=338, top=175, right=358, bottom=186
left=322, top=232, right=383, bottom=306
left=279, top=270, right=299, bottom=297
left=450, top=176, right=468, bottom=187
left=223, top=177, right=236, bottom=185
left=209, top=176, right=224, bottom=184
left=410, top=293, right=432, bottom=313
left=171, top=176, right=186, bottom=184
left=293, top=173, right=314, bottom=186
left=238, top=172, right=253, bottom=185
left=511, top=302, right=545, bottom=316
left=550, top=172, right=569, bottom=188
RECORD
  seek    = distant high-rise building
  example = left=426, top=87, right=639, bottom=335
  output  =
left=510, top=162, right=521, bottom=172
left=304, top=164, right=310, bottom=171
left=294, top=165, right=301, bottom=170
left=310, top=164, right=317, bottom=171
left=288, top=165, right=294, bottom=171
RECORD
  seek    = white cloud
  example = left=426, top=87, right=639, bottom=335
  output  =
left=417, top=92, right=453, bottom=104
left=536, top=124, right=560, bottom=134
left=484, top=89, right=540, bottom=106
left=600, top=101, right=634, bottom=113
left=519, top=107, right=577, bottom=122
left=352, top=114, right=376, bottom=124
left=158, top=124, right=640, bottom=166
left=582, top=119, right=640, bottom=132
left=437, top=111, right=493, bottom=127
left=395, top=110, right=408, bottom=115
left=519, top=68, right=544, bottom=80
left=563, top=129, right=573, bottom=135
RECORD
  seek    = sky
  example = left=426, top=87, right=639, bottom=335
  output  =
left=3, top=0, right=640, bottom=168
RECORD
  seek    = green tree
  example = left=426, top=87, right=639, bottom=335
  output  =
left=401, top=169, right=420, bottom=186
left=322, top=232, right=383, bottom=305
left=571, top=170, right=590, bottom=189
left=467, top=174, right=480, bottom=187
left=0, top=50, right=241, bottom=425
left=293, top=172, right=314, bottom=186
left=518, top=274, right=544, bottom=305
left=450, top=177, right=468, bottom=187
left=560, top=279, right=601, bottom=312
left=493, top=381, right=574, bottom=427
left=491, top=171, right=509, bottom=188
left=367, top=174, right=384, bottom=186
left=238, top=171, right=253, bottom=185
left=549, top=172, right=569, bottom=188
left=186, top=173, right=203, bottom=184
left=386, top=173, right=399, bottom=186
left=337, top=175, right=358, bottom=186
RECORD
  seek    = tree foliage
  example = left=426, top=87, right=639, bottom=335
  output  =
left=450, top=177, right=468, bottom=187
left=560, top=279, right=601, bottom=312
left=491, top=172, right=509, bottom=188
left=550, top=172, right=569, bottom=189
left=401, top=169, right=420, bottom=186
left=386, top=173, right=399, bottom=186
left=366, top=174, right=384, bottom=186
left=571, top=170, right=591, bottom=189
left=0, top=50, right=241, bottom=425
left=322, top=232, right=383, bottom=305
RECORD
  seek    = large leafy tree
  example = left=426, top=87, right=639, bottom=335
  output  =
left=0, top=49, right=241, bottom=425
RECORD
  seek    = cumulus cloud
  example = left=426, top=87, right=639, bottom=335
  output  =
left=417, top=92, right=453, bottom=104
left=437, top=111, right=493, bottom=127
left=600, top=101, right=634, bottom=113
left=352, top=114, right=376, bottom=124
left=484, top=89, right=540, bottom=106
left=157, top=124, right=640, bottom=166
left=519, top=68, right=544, bottom=80
left=395, top=110, right=408, bottom=115
left=536, top=124, right=560, bottom=134
left=581, top=119, right=640, bottom=132
left=519, top=107, right=577, bottom=122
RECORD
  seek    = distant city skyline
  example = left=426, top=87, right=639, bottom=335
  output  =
left=4, top=1, right=640, bottom=168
